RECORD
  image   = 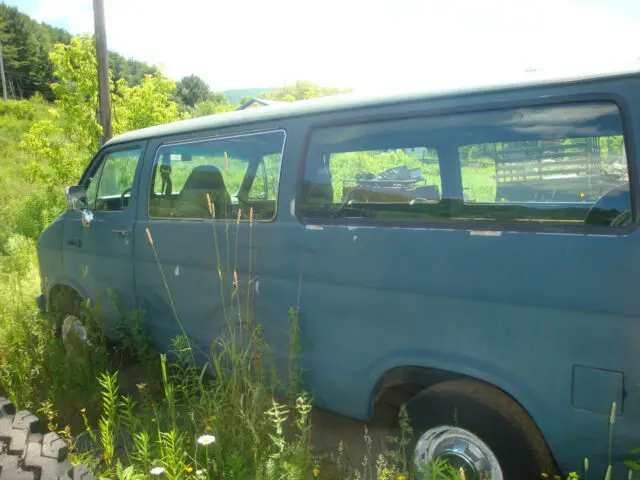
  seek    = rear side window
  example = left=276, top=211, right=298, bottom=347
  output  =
left=299, top=102, right=632, bottom=229
left=148, top=130, right=285, bottom=221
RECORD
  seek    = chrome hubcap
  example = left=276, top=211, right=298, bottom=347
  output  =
left=414, top=426, right=502, bottom=480
left=61, top=315, right=90, bottom=353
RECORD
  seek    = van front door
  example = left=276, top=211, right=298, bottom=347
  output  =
left=62, top=142, right=147, bottom=337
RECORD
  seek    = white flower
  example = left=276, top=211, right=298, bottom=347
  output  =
left=197, top=434, right=216, bottom=446
left=196, top=470, right=204, bottom=476
left=150, top=466, right=165, bottom=475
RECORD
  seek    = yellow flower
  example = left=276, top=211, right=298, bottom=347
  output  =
left=151, top=418, right=156, bottom=423
left=397, top=476, right=406, bottom=480
left=185, top=466, right=193, bottom=473
left=80, top=408, right=86, bottom=414
left=541, top=474, right=548, bottom=478
left=313, top=467, right=320, bottom=477
left=580, top=192, right=585, bottom=198
left=207, top=415, right=216, bottom=422
left=205, top=425, right=212, bottom=432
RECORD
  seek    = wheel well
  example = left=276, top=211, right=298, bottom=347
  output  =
left=48, top=284, right=83, bottom=319
left=370, top=366, right=465, bottom=426
left=370, top=366, right=560, bottom=474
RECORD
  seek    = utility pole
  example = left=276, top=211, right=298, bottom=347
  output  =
left=93, top=0, right=112, bottom=143
left=0, top=40, right=7, bottom=101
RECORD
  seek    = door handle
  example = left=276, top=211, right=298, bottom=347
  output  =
left=112, top=228, right=131, bottom=237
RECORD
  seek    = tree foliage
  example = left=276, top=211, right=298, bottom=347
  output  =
left=109, top=52, right=157, bottom=90
left=191, top=101, right=235, bottom=118
left=260, top=80, right=351, bottom=102
left=46, top=34, right=186, bottom=153
left=176, top=74, right=213, bottom=107
left=0, top=4, right=157, bottom=101
left=0, top=4, right=63, bottom=100
left=49, top=35, right=102, bottom=153
left=113, top=72, right=188, bottom=132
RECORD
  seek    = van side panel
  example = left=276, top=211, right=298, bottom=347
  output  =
left=119, top=75, right=640, bottom=479
left=279, top=78, right=640, bottom=477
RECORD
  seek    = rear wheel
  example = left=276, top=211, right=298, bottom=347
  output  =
left=403, top=380, right=557, bottom=479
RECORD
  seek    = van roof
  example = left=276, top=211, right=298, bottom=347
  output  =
left=104, top=66, right=640, bottom=148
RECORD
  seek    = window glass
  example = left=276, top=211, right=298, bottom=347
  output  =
left=94, top=149, right=142, bottom=211
left=149, top=131, right=285, bottom=221
left=299, top=102, right=631, bottom=228
left=83, top=162, right=104, bottom=211
left=248, top=153, right=281, bottom=201
left=461, top=136, right=628, bottom=203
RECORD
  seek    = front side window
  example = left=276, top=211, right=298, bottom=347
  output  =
left=82, top=147, right=142, bottom=212
left=148, top=130, right=285, bottom=221
left=299, top=102, right=631, bottom=229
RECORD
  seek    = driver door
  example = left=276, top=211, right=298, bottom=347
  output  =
left=62, top=142, right=147, bottom=335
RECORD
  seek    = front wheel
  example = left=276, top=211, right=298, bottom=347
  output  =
left=60, top=313, right=92, bottom=358
left=404, top=380, right=557, bottom=480
left=49, top=289, right=92, bottom=359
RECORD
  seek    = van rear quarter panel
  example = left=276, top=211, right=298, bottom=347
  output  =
left=268, top=78, right=640, bottom=477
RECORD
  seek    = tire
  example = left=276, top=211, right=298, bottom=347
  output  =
left=48, top=289, right=83, bottom=340
left=403, top=380, right=557, bottom=479
left=48, top=289, right=95, bottom=359
left=0, top=398, right=94, bottom=479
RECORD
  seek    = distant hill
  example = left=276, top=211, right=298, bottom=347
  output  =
left=222, top=87, right=277, bottom=105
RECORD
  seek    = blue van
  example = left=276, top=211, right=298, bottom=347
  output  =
left=36, top=68, right=640, bottom=479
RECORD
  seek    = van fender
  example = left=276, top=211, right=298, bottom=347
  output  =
left=45, top=276, right=91, bottom=311
left=365, top=349, right=560, bottom=464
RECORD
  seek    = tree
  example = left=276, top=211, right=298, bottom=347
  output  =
left=45, top=34, right=187, bottom=154
left=113, top=72, right=188, bottom=133
left=49, top=34, right=101, bottom=153
left=175, top=74, right=213, bottom=107
left=191, top=101, right=235, bottom=118
left=260, top=80, right=350, bottom=102
left=109, top=52, right=157, bottom=90
left=0, top=4, right=159, bottom=100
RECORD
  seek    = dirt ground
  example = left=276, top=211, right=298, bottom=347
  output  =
left=309, top=407, right=394, bottom=469
left=114, top=358, right=396, bottom=471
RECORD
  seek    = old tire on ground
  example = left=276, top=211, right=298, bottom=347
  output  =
left=404, top=380, right=557, bottom=480
left=0, top=397, right=94, bottom=479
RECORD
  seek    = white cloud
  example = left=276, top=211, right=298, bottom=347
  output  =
left=29, top=0, right=93, bottom=35
left=12, top=0, right=640, bottom=92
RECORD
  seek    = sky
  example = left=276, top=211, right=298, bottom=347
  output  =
left=3, top=0, right=640, bottom=93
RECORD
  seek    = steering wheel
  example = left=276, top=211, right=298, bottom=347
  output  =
left=584, top=184, right=631, bottom=226
left=121, top=187, right=132, bottom=208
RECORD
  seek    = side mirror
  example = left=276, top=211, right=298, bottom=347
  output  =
left=65, top=185, right=88, bottom=211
